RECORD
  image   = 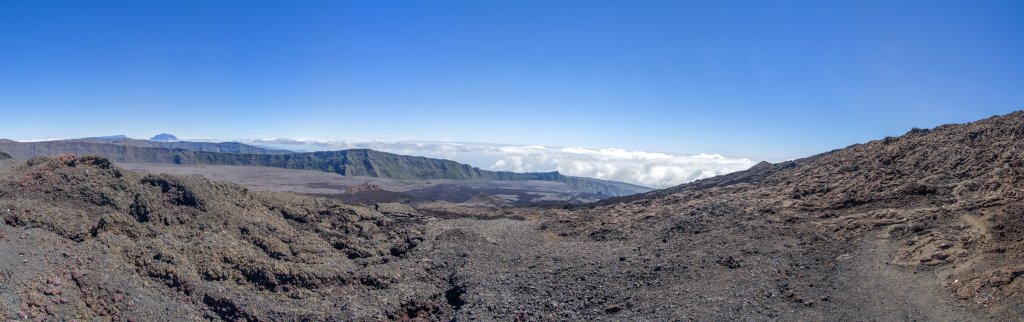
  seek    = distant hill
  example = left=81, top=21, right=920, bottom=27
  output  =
left=0, top=150, right=10, bottom=160
left=69, top=137, right=293, bottom=154
left=150, top=133, right=179, bottom=142
left=0, top=140, right=650, bottom=196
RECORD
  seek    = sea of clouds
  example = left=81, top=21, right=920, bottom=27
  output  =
left=239, top=138, right=757, bottom=188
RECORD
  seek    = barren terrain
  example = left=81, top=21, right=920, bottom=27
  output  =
left=1, top=112, right=1023, bottom=320
left=118, top=163, right=606, bottom=207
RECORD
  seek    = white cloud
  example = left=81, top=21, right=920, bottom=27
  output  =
left=485, top=146, right=756, bottom=188
left=21, top=137, right=68, bottom=142
left=239, top=139, right=757, bottom=188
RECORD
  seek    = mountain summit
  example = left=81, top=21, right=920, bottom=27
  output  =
left=150, top=133, right=178, bottom=142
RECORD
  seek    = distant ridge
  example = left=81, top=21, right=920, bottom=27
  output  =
left=0, top=140, right=650, bottom=196
left=70, top=137, right=293, bottom=154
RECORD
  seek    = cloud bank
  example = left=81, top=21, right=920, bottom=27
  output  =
left=239, top=139, right=757, bottom=188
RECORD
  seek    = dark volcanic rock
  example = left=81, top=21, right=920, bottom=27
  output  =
left=0, top=155, right=447, bottom=320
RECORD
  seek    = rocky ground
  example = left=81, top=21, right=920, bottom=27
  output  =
left=118, top=163, right=609, bottom=207
left=1, top=112, right=1023, bottom=321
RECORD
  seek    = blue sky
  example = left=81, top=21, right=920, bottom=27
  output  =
left=1, top=0, right=1022, bottom=161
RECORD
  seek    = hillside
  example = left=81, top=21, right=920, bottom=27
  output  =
left=0, top=141, right=650, bottom=196
left=0, top=155, right=440, bottom=319
left=532, top=111, right=1024, bottom=319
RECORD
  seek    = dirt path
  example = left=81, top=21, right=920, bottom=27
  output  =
left=833, top=231, right=977, bottom=321
left=419, top=216, right=992, bottom=321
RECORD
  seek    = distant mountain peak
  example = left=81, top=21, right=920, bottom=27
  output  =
left=151, top=133, right=179, bottom=142
left=751, top=161, right=773, bottom=169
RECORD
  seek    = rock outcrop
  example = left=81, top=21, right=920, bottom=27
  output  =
left=0, top=155, right=440, bottom=320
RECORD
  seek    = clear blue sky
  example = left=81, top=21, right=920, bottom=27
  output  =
left=1, top=0, right=1022, bottom=161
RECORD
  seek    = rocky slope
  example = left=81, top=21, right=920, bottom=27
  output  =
left=539, top=111, right=1024, bottom=319
left=0, top=155, right=448, bottom=320
left=0, top=141, right=650, bottom=197
left=1, top=112, right=1022, bottom=321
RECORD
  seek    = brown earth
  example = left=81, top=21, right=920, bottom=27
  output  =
left=1, top=112, right=1023, bottom=320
